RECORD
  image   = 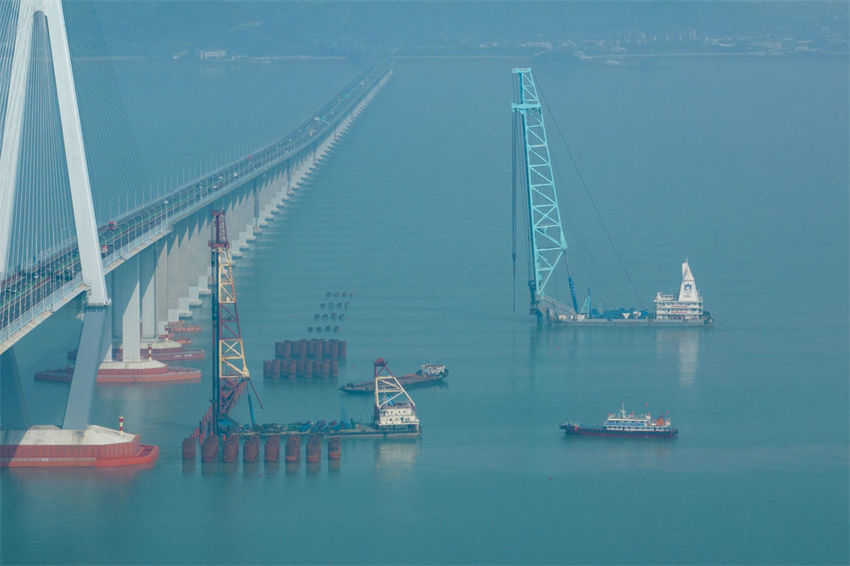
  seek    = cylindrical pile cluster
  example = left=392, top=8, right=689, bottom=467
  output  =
left=182, top=437, right=196, bottom=460
left=191, top=434, right=343, bottom=468
left=223, top=435, right=239, bottom=463
left=263, top=339, right=345, bottom=379
left=201, top=437, right=219, bottom=463
left=243, top=436, right=259, bottom=463
left=306, top=434, right=321, bottom=463
left=327, top=436, right=341, bottom=461
left=285, top=435, right=301, bottom=463
left=265, top=435, right=280, bottom=463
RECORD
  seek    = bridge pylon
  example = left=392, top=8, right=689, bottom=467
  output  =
left=0, top=0, right=111, bottom=430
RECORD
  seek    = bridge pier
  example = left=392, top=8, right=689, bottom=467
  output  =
left=0, top=348, right=29, bottom=430
left=63, top=305, right=110, bottom=429
left=114, top=254, right=141, bottom=362
left=154, top=239, right=169, bottom=336
left=257, top=168, right=287, bottom=229
left=141, top=246, right=157, bottom=340
left=184, top=215, right=204, bottom=308
left=99, top=251, right=200, bottom=381
left=232, top=178, right=261, bottom=253
left=167, top=225, right=190, bottom=322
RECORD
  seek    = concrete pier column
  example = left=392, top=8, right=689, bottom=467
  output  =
left=140, top=246, right=156, bottom=340
left=64, top=306, right=110, bottom=429
left=185, top=216, right=202, bottom=306
left=154, top=238, right=169, bottom=336
left=116, top=255, right=141, bottom=362
left=102, top=293, right=113, bottom=362
left=110, top=271, right=121, bottom=346
left=253, top=179, right=260, bottom=220
left=196, top=212, right=211, bottom=296
left=285, top=159, right=291, bottom=193
left=1, top=347, right=29, bottom=430
left=168, top=226, right=189, bottom=321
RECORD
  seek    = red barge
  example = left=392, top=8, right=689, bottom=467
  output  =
left=1, top=425, right=159, bottom=468
left=35, top=360, right=201, bottom=383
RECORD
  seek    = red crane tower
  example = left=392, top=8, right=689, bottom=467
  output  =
left=209, top=210, right=254, bottom=434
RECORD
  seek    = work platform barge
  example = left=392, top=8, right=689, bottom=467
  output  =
left=187, top=211, right=420, bottom=465
left=1, top=425, right=158, bottom=468
left=187, top=358, right=421, bottom=463
left=229, top=358, right=420, bottom=440
left=511, top=68, right=712, bottom=328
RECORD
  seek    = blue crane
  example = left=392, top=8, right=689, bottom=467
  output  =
left=511, top=68, right=578, bottom=319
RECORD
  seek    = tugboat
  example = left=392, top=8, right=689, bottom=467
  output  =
left=339, top=362, right=447, bottom=394
left=560, top=404, right=678, bottom=438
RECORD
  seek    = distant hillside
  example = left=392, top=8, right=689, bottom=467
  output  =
left=69, top=1, right=848, bottom=58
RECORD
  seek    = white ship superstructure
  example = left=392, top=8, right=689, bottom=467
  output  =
left=654, top=260, right=704, bottom=321
left=373, top=359, right=420, bottom=432
left=603, top=404, right=672, bottom=433
left=420, top=363, right=447, bottom=378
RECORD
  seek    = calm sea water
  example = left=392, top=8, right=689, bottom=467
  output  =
left=2, top=55, right=848, bottom=565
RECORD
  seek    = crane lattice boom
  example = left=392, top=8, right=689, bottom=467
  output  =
left=511, top=68, right=571, bottom=317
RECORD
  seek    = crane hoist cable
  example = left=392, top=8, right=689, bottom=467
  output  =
left=535, top=76, right=644, bottom=309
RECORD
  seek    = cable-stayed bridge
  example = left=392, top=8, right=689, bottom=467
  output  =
left=0, top=0, right=391, bottom=433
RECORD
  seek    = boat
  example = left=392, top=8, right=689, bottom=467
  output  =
left=223, top=359, right=422, bottom=439
left=511, top=68, right=712, bottom=328
left=1, top=425, right=159, bottom=467
left=339, top=362, right=447, bottom=394
left=372, top=358, right=420, bottom=434
left=35, top=361, right=201, bottom=383
left=550, top=260, right=712, bottom=326
left=560, top=404, right=678, bottom=438
left=652, top=259, right=710, bottom=324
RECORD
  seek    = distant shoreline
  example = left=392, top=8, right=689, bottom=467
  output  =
left=393, top=54, right=525, bottom=60
left=60, top=51, right=847, bottom=64
left=583, top=50, right=850, bottom=60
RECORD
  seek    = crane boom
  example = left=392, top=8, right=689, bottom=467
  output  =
left=511, top=68, right=571, bottom=319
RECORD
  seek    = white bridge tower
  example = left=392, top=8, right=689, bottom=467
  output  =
left=0, top=0, right=111, bottom=430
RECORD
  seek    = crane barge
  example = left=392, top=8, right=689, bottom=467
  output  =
left=511, top=68, right=712, bottom=327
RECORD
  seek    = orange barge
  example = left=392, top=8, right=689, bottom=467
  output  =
left=1, top=425, right=159, bottom=468
left=35, top=361, right=201, bottom=383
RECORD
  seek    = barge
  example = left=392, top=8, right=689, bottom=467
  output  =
left=234, top=422, right=421, bottom=439
left=1, top=425, right=159, bottom=467
left=340, top=362, right=447, bottom=394
left=549, top=260, right=712, bottom=327
left=35, top=361, right=201, bottom=383
left=223, top=358, right=422, bottom=439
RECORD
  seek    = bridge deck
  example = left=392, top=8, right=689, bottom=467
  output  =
left=0, top=62, right=392, bottom=354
